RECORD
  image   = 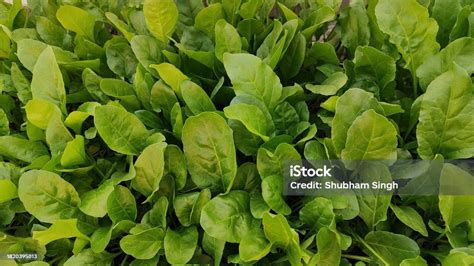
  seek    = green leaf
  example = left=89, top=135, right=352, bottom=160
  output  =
left=31, top=46, right=66, bottom=113
left=32, top=219, right=87, bottom=246
left=340, top=0, right=370, bottom=55
left=182, top=112, right=237, bottom=192
left=224, top=53, right=282, bottom=110
left=200, top=191, right=257, bottom=243
left=262, top=174, right=291, bottom=215
left=262, top=212, right=302, bottom=265
left=60, top=135, right=88, bottom=168
left=311, top=227, right=341, bottom=266
left=391, top=205, right=428, bottom=237
left=439, top=164, right=474, bottom=231
left=107, top=185, right=137, bottom=223
left=18, top=170, right=80, bottom=223
left=132, top=142, right=167, bottom=197
left=239, top=227, right=271, bottom=262
left=361, top=231, right=420, bottom=265
left=150, top=63, right=188, bottom=99
left=215, top=19, right=242, bottom=62
left=341, top=110, right=398, bottom=169
left=0, top=136, right=49, bottom=163
left=181, top=80, right=216, bottom=115
left=195, top=4, right=226, bottom=38
left=56, top=5, right=96, bottom=41
left=417, top=64, right=474, bottom=159
left=79, top=180, right=115, bottom=218
left=355, top=163, right=392, bottom=229
left=120, top=227, right=165, bottom=260
left=417, top=37, right=474, bottom=90
left=25, top=99, right=63, bottom=130
left=142, top=196, right=169, bottom=228
left=164, top=145, right=187, bottom=190
left=299, top=197, right=335, bottom=232
left=432, top=0, right=463, bottom=47
left=353, top=46, right=396, bottom=90
left=143, top=0, right=178, bottom=43
left=90, top=225, right=113, bottom=253
left=164, top=226, right=198, bottom=264
left=306, top=72, right=348, bottom=96
left=94, top=105, right=149, bottom=155
left=0, top=109, right=9, bottom=136
left=0, top=180, right=17, bottom=203
left=375, top=0, right=439, bottom=79
left=332, top=88, right=383, bottom=156
left=63, top=249, right=114, bottom=266
left=202, top=232, right=225, bottom=265
left=400, top=256, right=428, bottom=266
left=224, top=103, right=271, bottom=141
left=262, top=212, right=298, bottom=248
left=174, top=189, right=211, bottom=227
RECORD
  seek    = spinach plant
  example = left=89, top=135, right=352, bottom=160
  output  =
left=0, top=0, right=473, bottom=265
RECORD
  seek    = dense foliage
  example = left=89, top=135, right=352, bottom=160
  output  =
left=0, top=0, right=474, bottom=265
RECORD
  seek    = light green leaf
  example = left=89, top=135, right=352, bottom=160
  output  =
left=353, top=46, right=396, bottom=90
left=400, top=256, right=428, bottom=266
left=181, top=80, right=216, bottom=115
left=439, top=164, right=474, bottom=231
left=200, top=191, right=257, bottom=243
left=195, top=4, right=225, bottom=38
left=79, top=180, right=115, bottom=218
left=32, top=219, right=87, bottom=246
left=224, top=53, right=282, bottom=110
left=432, top=0, right=463, bottom=47
left=375, top=0, right=439, bottom=78
left=299, top=197, right=335, bottom=232
left=311, top=227, right=341, bottom=266
left=94, top=105, right=149, bottom=155
left=90, top=225, right=113, bottom=253
left=0, top=180, right=17, bottom=203
left=60, top=135, right=88, bottom=168
left=417, top=64, right=474, bottom=159
left=132, top=142, right=167, bottom=197
left=18, top=170, right=80, bottom=223
left=164, top=226, right=198, bottom=264
left=361, top=231, right=420, bottom=265
left=0, top=136, right=49, bottom=163
left=215, top=19, right=241, bottom=62
left=143, top=0, right=178, bottom=43
left=63, top=249, right=114, bottom=266
left=174, top=189, right=211, bottom=227
left=239, top=227, right=271, bottom=262
left=355, top=163, right=392, bottom=229
left=31, top=46, right=66, bottom=113
left=120, top=227, right=165, bottom=260
left=56, top=5, right=96, bottom=41
left=107, top=185, right=137, bottom=223
left=224, top=103, right=271, bottom=141
left=150, top=63, right=188, bottom=99
left=341, top=110, right=398, bottom=169
left=182, top=112, right=237, bottom=192
left=340, top=0, right=370, bottom=55
left=306, top=72, right=348, bottom=96
left=164, top=145, right=187, bottom=190
left=391, top=205, right=428, bottom=236
left=202, top=232, right=225, bottom=266
left=332, top=88, right=383, bottom=156
left=0, top=109, right=9, bottom=136
left=417, top=37, right=474, bottom=90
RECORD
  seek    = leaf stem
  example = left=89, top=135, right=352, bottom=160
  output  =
left=412, top=72, right=418, bottom=98
left=341, top=254, right=372, bottom=263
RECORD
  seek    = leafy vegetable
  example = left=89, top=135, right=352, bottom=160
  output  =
left=1, top=1, right=473, bottom=265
